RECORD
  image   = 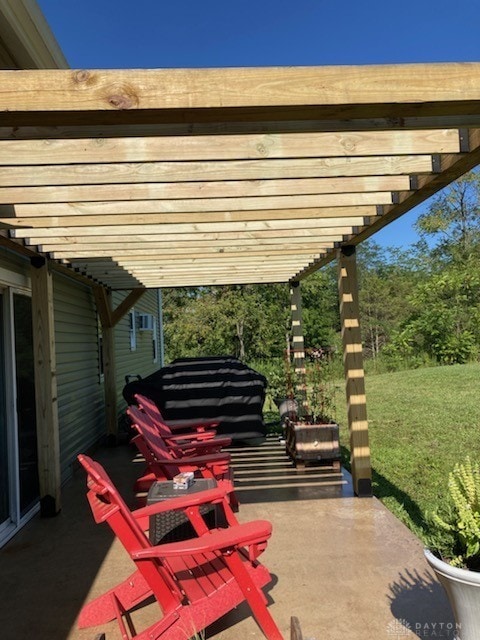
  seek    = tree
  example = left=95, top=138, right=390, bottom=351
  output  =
left=385, top=170, right=480, bottom=365
left=415, top=170, right=480, bottom=263
left=387, top=259, right=480, bottom=365
left=301, top=265, right=339, bottom=350
left=357, top=241, right=419, bottom=360
left=162, top=284, right=289, bottom=363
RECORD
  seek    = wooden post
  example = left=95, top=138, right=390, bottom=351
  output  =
left=290, top=281, right=307, bottom=417
left=30, top=257, right=61, bottom=516
left=337, top=246, right=372, bottom=497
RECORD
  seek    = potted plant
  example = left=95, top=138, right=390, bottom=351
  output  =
left=424, top=457, right=480, bottom=640
left=283, top=350, right=341, bottom=470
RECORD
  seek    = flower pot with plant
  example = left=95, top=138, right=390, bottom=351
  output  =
left=283, top=349, right=341, bottom=470
left=424, top=457, right=480, bottom=640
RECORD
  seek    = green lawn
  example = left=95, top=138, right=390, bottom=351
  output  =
left=335, top=363, right=480, bottom=541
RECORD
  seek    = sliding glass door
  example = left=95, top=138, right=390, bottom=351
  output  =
left=0, top=288, right=39, bottom=545
left=13, top=293, right=38, bottom=515
left=0, top=292, right=9, bottom=529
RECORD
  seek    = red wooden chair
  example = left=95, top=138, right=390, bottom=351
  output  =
left=77, top=454, right=284, bottom=640
left=127, top=405, right=239, bottom=511
left=134, top=393, right=231, bottom=450
left=132, top=394, right=232, bottom=456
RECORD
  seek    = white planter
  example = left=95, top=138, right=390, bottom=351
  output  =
left=424, top=548, right=480, bottom=640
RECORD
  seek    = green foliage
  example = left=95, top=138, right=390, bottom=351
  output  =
left=387, top=261, right=480, bottom=364
left=163, top=284, right=289, bottom=362
left=357, top=241, right=420, bottom=360
left=301, top=266, right=340, bottom=349
left=428, top=458, right=480, bottom=570
left=415, top=170, right=480, bottom=263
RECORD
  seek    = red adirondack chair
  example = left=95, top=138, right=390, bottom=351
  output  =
left=127, top=405, right=239, bottom=511
left=134, top=393, right=225, bottom=443
left=77, top=454, right=284, bottom=640
left=132, top=394, right=232, bottom=455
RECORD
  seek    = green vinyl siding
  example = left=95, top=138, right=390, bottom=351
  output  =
left=53, top=274, right=104, bottom=481
left=113, top=289, right=161, bottom=415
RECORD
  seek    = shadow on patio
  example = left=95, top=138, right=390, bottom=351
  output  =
left=0, top=436, right=455, bottom=640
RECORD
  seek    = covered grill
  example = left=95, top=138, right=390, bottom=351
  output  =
left=123, top=356, right=267, bottom=444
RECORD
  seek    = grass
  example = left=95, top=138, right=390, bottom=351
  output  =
left=334, top=362, right=480, bottom=542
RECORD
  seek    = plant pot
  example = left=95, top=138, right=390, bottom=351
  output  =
left=284, top=417, right=341, bottom=470
left=424, top=548, right=480, bottom=639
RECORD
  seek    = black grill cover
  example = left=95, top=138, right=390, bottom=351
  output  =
left=123, top=356, right=267, bottom=443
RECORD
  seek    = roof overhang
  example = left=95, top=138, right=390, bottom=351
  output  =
left=0, top=63, right=479, bottom=289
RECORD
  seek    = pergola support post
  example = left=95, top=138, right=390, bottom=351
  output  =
left=337, top=246, right=372, bottom=497
left=290, top=281, right=307, bottom=417
left=30, top=257, right=61, bottom=516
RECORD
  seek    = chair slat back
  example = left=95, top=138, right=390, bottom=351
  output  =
left=127, top=405, right=175, bottom=460
left=134, top=394, right=172, bottom=435
left=78, top=454, right=183, bottom=610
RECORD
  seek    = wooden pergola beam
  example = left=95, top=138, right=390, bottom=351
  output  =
left=0, top=64, right=479, bottom=114
left=0, top=130, right=460, bottom=165
left=0, top=176, right=412, bottom=205
left=0, top=155, right=434, bottom=187
left=8, top=216, right=378, bottom=237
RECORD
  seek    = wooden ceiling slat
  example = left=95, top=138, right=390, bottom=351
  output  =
left=1, top=206, right=376, bottom=228
left=41, top=237, right=341, bottom=251
left=0, top=175, right=411, bottom=204
left=80, top=260, right=317, bottom=271
left=0, top=130, right=460, bottom=166
left=69, top=253, right=321, bottom=265
left=8, top=192, right=392, bottom=217
left=11, top=219, right=372, bottom=244
left=55, top=246, right=330, bottom=260
left=1, top=64, right=479, bottom=112
left=0, top=156, right=434, bottom=187
left=6, top=215, right=373, bottom=234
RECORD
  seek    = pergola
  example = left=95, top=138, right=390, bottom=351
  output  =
left=1, top=62, right=479, bottom=508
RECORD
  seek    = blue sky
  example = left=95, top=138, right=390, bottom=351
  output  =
left=37, top=0, right=480, bottom=249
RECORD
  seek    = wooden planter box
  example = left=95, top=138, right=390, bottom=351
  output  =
left=285, top=417, right=341, bottom=470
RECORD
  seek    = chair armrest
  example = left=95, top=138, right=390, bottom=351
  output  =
left=167, top=420, right=220, bottom=433
left=132, top=520, right=272, bottom=559
left=167, top=451, right=231, bottom=466
left=172, top=439, right=231, bottom=454
left=132, top=486, right=227, bottom=520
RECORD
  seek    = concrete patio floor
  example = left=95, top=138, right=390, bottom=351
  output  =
left=0, top=437, right=455, bottom=640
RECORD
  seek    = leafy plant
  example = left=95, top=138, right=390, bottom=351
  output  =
left=428, top=457, right=480, bottom=570
left=287, top=349, right=337, bottom=424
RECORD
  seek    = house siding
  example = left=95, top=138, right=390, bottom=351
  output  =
left=113, top=289, right=161, bottom=416
left=53, top=273, right=104, bottom=481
